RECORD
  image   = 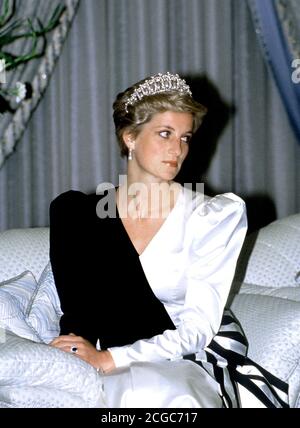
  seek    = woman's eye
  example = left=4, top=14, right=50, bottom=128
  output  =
left=181, top=135, right=192, bottom=144
left=159, top=131, right=170, bottom=139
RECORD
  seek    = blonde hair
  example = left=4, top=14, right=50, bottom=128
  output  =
left=113, top=76, right=207, bottom=157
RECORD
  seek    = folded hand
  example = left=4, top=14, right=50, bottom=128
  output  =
left=50, top=333, right=116, bottom=373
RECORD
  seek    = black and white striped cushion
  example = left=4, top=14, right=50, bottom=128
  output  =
left=184, top=309, right=289, bottom=408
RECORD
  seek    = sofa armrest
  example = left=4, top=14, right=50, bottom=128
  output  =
left=230, top=292, right=300, bottom=407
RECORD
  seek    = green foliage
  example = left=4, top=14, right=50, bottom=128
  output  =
left=0, top=0, right=65, bottom=70
left=0, top=0, right=65, bottom=113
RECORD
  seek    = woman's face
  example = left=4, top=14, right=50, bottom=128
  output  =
left=127, top=110, right=193, bottom=183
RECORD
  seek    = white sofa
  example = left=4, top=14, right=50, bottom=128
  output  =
left=0, top=214, right=299, bottom=407
left=230, top=213, right=300, bottom=408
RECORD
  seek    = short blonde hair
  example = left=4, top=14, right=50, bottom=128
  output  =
left=113, top=75, right=207, bottom=157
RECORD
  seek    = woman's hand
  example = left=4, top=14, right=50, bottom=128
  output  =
left=50, top=333, right=116, bottom=373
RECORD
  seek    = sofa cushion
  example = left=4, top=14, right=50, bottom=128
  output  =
left=238, top=283, right=300, bottom=302
left=0, top=263, right=62, bottom=344
left=26, top=262, right=63, bottom=343
left=0, top=271, right=41, bottom=342
left=0, top=331, right=105, bottom=408
left=231, top=293, right=300, bottom=407
left=0, top=385, right=92, bottom=408
left=234, top=214, right=300, bottom=288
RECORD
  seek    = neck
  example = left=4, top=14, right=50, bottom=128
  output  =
left=125, top=167, right=171, bottom=188
left=117, top=178, right=181, bottom=220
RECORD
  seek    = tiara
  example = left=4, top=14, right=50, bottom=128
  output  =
left=124, top=72, right=192, bottom=113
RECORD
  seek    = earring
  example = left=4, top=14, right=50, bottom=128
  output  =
left=128, top=148, right=133, bottom=161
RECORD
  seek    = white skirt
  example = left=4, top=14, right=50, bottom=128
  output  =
left=101, top=359, right=223, bottom=408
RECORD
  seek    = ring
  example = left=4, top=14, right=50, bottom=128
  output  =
left=70, top=345, right=78, bottom=354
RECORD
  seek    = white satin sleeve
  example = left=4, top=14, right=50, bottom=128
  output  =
left=108, top=193, right=247, bottom=368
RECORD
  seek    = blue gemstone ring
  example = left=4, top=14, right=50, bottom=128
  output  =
left=70, top=345, right=78, bottom=354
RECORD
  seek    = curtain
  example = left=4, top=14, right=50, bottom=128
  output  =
left=0, top=0, right=80, bottom=168
left=247, top=0, right=300, bottom=143
left=0, top=0, right=299, bottom=232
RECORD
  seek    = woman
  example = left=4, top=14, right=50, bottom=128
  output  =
left=49, top=73, right=285, bottom=408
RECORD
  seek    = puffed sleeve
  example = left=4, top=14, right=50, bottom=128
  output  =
left=107, top=193, right=247, bottom=368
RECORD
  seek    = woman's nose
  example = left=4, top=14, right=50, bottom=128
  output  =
left=168, top=137, right=182, bottom=156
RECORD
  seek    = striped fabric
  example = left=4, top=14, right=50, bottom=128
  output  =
left=27, top=262, right=63, bottom=344
left=184, top=309, right=289, bottom=408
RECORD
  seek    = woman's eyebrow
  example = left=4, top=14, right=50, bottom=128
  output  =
left=153, top=125, right=175, bottom=130
left=154, top=125, right=193, bottom=133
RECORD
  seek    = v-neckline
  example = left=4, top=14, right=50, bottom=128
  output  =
left=115, top=186, right=183, bottom=258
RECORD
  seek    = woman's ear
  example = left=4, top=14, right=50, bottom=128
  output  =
left=123, top=130, right=135, bottom=150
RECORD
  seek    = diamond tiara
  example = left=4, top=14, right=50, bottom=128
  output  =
left=124, top=72, right=192, bottom=113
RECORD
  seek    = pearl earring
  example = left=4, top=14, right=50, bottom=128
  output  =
left=128, top=148, right=133, bottom=160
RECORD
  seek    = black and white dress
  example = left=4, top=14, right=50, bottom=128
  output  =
left=49, top=186, right=289, bottom=408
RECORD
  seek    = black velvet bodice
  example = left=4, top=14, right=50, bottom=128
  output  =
left=49, top=190, right=175, bottom=349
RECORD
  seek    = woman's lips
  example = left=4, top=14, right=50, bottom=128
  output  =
left=162, top=161, right=178, bottom=168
